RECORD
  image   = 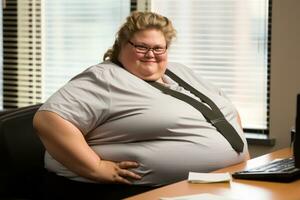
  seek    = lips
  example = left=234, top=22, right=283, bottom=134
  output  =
left=140, top=60, right=157, bottom=63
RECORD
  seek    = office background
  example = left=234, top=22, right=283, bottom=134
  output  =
left=0, top=0, right=299, bottom=158
left=250, top=0, right=300, bottom=157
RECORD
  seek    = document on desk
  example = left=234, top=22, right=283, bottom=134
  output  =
left=160, top=193, right=236, bottom=200
left=188, top=172, right=232, bottom=183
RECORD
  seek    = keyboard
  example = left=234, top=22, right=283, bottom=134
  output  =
left=232, top=157, right=300, bottom=182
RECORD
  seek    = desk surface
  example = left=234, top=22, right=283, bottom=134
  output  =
left=125, top=148, right=300, bottom=200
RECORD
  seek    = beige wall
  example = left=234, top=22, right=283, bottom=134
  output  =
left=249, top=0, right=300, bottom=158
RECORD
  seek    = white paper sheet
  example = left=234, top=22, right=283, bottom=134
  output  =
left=188, top=172, right=232, bottom=183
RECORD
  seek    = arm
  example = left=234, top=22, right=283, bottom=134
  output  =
left=33, top=111, right=141, bottom=184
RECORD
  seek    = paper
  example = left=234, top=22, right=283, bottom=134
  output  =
left=160, top=193, right=236, bottom=200
left=188, top=172, right=232, bottom=183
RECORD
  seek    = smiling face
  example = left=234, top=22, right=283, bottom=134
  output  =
left=118, top=29, right=168, bottom=83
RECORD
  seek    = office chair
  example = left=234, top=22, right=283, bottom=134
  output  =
left=0, top=104, right=45, bottom=199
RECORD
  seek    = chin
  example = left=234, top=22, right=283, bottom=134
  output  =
left=140, top=74, right=162, bottom=82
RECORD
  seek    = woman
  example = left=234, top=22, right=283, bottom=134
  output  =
left=34, top=11, right=249, bottom=199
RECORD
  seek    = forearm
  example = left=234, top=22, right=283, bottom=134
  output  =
left=33, top=111, right=102, bottom=181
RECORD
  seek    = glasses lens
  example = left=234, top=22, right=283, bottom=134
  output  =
left=153, top=48, right=166, bottom=55
left=135, top=45, right=148, bottom=53
left=130, top=41, right=166, bottom=55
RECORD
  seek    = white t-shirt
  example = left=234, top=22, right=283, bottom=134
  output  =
left=39, top=61, right=249, bottom=186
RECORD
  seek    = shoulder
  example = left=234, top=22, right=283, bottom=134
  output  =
left=166, top=62, right=226, bottom=97
left=70, top=61, right=123, bottom=82
left=166, top=62, right=201, bottom=81
left=166, top=62, right=204, bottom=83
left=167, top=62, right=192, bottom=73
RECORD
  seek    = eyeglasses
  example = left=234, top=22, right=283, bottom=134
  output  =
left=128, top=40, right=167, bottom=55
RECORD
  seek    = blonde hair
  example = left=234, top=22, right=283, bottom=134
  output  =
left=103, top=11, right=176, bottom=62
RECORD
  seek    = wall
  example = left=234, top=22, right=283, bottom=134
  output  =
left=248, top=0, right=300, bottom=158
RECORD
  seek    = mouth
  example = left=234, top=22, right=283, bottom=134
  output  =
left=140, top=60, right=157, bottom=63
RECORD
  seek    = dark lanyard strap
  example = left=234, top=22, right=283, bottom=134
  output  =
left=165, top=69, right=224, bottom=117
left=147, top=69, right=244, bottom=153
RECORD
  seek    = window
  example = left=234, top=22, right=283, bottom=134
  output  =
left=3, top=0, right=41, bottom=108
left=149, top=0, right=270, bottom=132
left=2, top=0, right=130, bottom=108
left=0, top=1, right=3, bottom=109
left=41, top=0, right=130, bottom=100
left=2, top=0, right=270, bottom=134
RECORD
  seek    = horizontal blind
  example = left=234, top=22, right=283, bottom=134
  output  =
left=0, top=1, right=2, bottom=109
left=151, top=0, right=269, bottom=130
left=41, top=0, right=130, bottom=101
left=3, top=0, right=42, bottom=108
left=131, top=0, right=138, bottom=11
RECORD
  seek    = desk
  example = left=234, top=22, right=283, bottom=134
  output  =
left=125, top=148, right=300, bottom=200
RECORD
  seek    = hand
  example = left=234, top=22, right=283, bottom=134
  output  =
left=97, top=160, right=142, bottom=184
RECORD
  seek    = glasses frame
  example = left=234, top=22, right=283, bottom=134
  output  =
left=128, top=40, right=167, bottom=55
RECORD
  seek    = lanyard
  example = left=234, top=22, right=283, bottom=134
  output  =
left=147, top=69, right=244, bottom=153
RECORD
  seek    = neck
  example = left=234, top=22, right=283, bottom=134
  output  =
left=156, top=77, right=164, bottom=84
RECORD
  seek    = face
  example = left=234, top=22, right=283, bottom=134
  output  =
left=118, top=29, right=168, bottom=82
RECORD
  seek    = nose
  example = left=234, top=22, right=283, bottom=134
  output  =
left=144, top=49, right=155, bottom=57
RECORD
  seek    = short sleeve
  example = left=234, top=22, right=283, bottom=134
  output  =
left=39, top=65, right=111, bottom=134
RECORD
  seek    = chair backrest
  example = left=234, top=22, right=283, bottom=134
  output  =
left=0, top=104, right=45, bottom=199
left=0, top=104, right=44, bottom=173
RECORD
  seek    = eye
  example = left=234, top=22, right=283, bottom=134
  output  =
left=153, top=47, right=165, bottom=53
left=135, top=45, right=148, bottom=51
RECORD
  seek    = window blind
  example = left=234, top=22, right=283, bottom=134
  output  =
left=3, top=0, right=42, bottom=108
left=131, top=0, right=138, bottom=11
left=2, top=0, right=131, bottom=108
left=0, top=1, right=3, bottom=109
left=151, top=0, right=269, bottom=130
left=41, top=0, right=130, bottom=101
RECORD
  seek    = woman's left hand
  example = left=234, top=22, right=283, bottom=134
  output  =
left=96, top=160, right=142, bottom=184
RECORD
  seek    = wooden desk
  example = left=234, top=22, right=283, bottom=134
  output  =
left=125, top=148, right=300, bottom=200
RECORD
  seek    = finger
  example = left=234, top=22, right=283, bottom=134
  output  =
left=118, top=161, right=139, bottom=169
left=118, top=168, right=142, bottom=180
left=114, top=174, right=132, bottom=185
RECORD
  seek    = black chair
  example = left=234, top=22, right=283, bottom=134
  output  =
left=0, top=104, right=45, bottom=200
left=0, top=104, right=153, bottom=199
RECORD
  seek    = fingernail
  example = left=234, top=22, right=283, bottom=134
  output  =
left=136, top=175, right=142, bottom=179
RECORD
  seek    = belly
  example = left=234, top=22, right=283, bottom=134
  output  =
left=92, top=140, right=246, bottom=186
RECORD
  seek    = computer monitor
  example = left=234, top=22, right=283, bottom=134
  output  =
left=294, top=94, right=300, bottom=168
